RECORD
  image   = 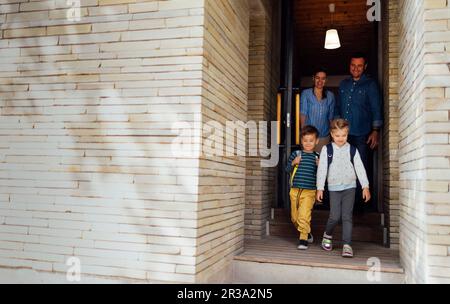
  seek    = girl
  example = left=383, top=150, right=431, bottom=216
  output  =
left=316, top=119, right=371, bottom=258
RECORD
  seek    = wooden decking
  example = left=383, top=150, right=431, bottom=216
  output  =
left=235, top=236, right=403, bottom=274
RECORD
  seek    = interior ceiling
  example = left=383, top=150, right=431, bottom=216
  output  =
left=294, top=0, right=378, bottom=78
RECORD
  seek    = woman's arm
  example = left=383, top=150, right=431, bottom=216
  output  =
left=301, top=114, right=306, bottom=129
left=300, top=90, right=309, bottom=128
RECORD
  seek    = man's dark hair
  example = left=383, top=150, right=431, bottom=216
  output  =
left=351, top=52, right=368, bottom=65
left=301, top=125, right=319, bottom=139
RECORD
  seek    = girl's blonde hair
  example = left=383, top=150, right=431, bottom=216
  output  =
left=330, top=119, right=350, bottom=132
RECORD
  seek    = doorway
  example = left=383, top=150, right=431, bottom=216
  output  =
left=275, top=0, right=385, bottom=245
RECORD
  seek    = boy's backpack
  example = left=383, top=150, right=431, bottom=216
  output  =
left=326, top=143, right=357, bottom=170
left=290, top=150, right=320, bottom=187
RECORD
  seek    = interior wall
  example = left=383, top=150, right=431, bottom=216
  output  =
left=196, top=0, right=250, bottom=283
left=382, top=0, right=400, bottom=249
left=245, top=0, right=278, bottom=240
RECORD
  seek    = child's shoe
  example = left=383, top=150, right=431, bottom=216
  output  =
left=342, top=244, right=354, bottom=258
left=307, top=233, right=314, bottom=244
left=297, top=240, right=309, bottom=250
left=321, top=233, right=333, bottom=251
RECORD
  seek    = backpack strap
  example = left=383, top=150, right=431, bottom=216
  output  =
left=350, top=145, right=357, bottom=167
left=326, top=143, right=333, bottom=170
left=290, top=150, right=302, bottom=187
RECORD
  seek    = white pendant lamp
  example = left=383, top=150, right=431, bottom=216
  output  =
left=324, top=4, right=341, bottom=50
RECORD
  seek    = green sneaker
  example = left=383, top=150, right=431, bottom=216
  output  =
left=321, top=233, right=333, bottom=251
left=342, top=244, right=354, bottom=258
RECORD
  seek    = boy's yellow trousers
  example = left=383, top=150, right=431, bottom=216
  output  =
left=289, top=188, right=316, bottom=240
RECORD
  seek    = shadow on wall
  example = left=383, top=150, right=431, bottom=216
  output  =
left=0, top=2, right=203, bottom=282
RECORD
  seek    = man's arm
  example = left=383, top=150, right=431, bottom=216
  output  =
left=367, top=81, right=383, bottom=149
left=329, top=91, right=336, bottom=121
left=334, top=85, right=342, bottom=119
left=368, top=81, right=383, bottom=130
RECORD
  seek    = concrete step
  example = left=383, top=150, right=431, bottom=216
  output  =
left=233, top=259, right=405, bottom=284
left=232, top=237, right=404, bottom=284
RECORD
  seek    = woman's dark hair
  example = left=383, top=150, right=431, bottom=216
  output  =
left=312, top=67, right=328, bottom=100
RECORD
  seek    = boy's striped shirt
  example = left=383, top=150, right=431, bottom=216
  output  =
left=287, top=150, right=319, bottom=190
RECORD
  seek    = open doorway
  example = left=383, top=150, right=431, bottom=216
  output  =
left=275, top=0, right=386, bottom=246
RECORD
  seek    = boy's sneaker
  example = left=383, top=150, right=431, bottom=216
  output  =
left=297, top=240, right=309, bottom=250
left=307, top=233, right=314, bottom=244
left=342, top=244, right=354, bottom=258
left=321, top=233, right=333, bottom=251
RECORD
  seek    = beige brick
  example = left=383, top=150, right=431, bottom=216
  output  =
left=425, top=20, right=448, bottom=31
left=99, top=0, right=136, bottom=5
left=19, top=0, right=56, bottom=12
left=159, top=0, right=204, bottom=11
left=425, top=31, right=450, bottom=43
left=6, top=11, right=49, bottom=22
left=425, top=8, right=450, bottom=20
left=166, top=16, right=204, bottom=28
left=88, top=5, right=127, bottom=16
left=92, top=21, right=129, bottom=33
left=424, top=88, right=446, bottom=98
left=47, top=24, right=92, bottom=35
left=128, top=1, right=158, bottom=13
left=128, top=19, right=165, bottom=30
left=0, top=4, right=19, bottom=13
left=59, top=32, right=120, bottom=45
left=425, top=64, right=450, bottom=75
left=3, top=27, right=46, bottom=38
left=424, top=0, right=448, bottom=9
left=425, top=110, right=450, bottom=122
left=49, top=8, right=88, bottom=20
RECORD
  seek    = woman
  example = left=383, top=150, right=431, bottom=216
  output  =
left=300, top=68, right=335, bottom=153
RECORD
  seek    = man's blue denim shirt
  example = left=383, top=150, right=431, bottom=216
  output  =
left=335, top=74, right=383, bottom=136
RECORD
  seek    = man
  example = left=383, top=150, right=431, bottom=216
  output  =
left=335, top=52, right=383, bottom=211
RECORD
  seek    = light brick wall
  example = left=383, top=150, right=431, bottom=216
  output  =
left=245, top=0, right=276, bottom=240
left=397, top=0, right=450, bottom=283
left=383, top=0, right=400, bottom=248
left=195, top=0, right=250, bottom=282
left=0, top=0, right=206, bottom=283
left=422, top=0, right=450, bottom=283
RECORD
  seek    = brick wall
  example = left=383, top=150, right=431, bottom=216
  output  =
left=382, top=0, right=400, bottom=248
left=0, top=0, right=206, bottom=283
left=245, top=0, right=277, bottom=240
left=397, top=0, right=450, bottom=283
left=195, top=0, right=250, bottom=282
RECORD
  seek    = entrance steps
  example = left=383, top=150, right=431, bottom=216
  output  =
left=232, top=236, right=405, bottom=284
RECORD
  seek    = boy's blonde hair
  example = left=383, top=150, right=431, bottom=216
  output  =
left=330, top=119, right=350, bottom=133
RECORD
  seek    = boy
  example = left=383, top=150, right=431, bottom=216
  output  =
left=286, top=125, right=320, bottom=250
left=316, top=119, right=371, bottom=258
